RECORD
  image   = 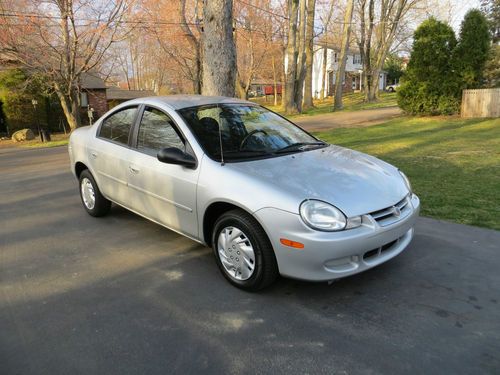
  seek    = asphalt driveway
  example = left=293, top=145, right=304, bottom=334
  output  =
left=1, top=146, right=499, bottom=374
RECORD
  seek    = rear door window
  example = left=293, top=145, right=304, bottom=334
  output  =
left=98, top=107, right=137, bottom=145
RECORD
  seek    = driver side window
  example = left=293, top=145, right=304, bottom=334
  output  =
left=137, top=107, right=185, bottom=156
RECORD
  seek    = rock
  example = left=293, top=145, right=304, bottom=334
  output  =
left=12, top=129, right=35, bottom=142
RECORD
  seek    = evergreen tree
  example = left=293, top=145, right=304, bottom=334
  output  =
left=384, top=54, right=405, bottom=85
left=454, top=9, right=491, bottom=88
left=397, top=18, right=460, bottom=115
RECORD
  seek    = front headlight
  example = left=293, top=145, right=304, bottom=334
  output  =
left=399, top=170, right=412, bottom=194
left=300, top=200, right=347, bottom=231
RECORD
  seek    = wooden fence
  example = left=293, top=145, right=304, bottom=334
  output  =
left=461, top=88, right=500, bottom=118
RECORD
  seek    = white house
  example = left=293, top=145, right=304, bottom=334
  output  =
left=312, top=42, right=387, bottom=98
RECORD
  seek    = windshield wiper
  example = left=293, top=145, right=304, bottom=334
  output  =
left=275, top=141, right=327, bottom=154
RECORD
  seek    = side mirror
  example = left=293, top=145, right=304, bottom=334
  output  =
left=157, top=147, right=197, bottom=169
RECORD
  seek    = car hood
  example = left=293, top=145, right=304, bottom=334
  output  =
left=227, top=145, right=409, bottom=217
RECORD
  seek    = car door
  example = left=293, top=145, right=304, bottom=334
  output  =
left=88, top=106, right=138, bottom=205
left=127, top=106, right=200, bottom=238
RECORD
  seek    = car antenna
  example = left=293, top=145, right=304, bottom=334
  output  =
left=217, top=104, right=225, bottom=166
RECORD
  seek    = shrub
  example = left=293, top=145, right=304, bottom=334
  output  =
left=397, top=18, right=460, bottom=115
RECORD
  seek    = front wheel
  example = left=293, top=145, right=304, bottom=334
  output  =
left=212, top=209, right=278, bottom=291
left=79, top=170, right=111, bottom=217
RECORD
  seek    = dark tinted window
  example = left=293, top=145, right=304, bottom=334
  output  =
left=99, top=107, right=137, bottom=145
left=137, top=107, right=184, bottom=156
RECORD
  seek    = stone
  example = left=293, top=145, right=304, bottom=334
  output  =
left=11, top=129, right=35, bottom=142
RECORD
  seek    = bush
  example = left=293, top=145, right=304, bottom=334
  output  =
left=397, top=18, right=460, bottom=115
left=0, top=69, right=38, bottom=133
left=0, top=69, right=64, bottom=134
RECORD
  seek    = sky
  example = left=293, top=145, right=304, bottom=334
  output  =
left=449, top=0, right=483, bottom=31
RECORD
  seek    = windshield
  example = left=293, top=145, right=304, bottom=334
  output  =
left=178, top=104, right=325, bottom=162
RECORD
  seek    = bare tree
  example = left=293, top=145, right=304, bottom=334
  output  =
left=234, top=0, right=276, bottom=99
left=201, top=0, right=237, bottom=96
left=333, top=0, right=354, bottom=109
left=318, top=1, right=336, bottom=100
left=356, top=0, right=422, bottom=102
left=0, top=0, right=131, bottom=129
left=302, top=0, right=317, bottom=109
left=283, top=0, right=316, bottom=114
left=283, top=0, right=300, bottom=113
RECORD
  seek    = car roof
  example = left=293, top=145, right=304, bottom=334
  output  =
left=124, top=95, right=254, bottom=110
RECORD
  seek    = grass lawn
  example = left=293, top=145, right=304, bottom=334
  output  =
left=251, top=92, right=397, bottom=117
left=314, top=116, right=500, bottom=230
left=0, top=133, right=69, bottom=149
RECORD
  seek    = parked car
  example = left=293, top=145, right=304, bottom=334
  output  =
left=386, top=83, right=400, bottom=92
left=69, top=95, right=420, bottom=290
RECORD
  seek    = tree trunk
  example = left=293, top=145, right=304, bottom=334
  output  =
left=201, top=0, right=237, bottom=97
left=55, top=84, right=81, bottom=130
left=333, top=0, right=354, bottom=110
left=294, top=0, right=308, bottom=112
left=272, top=56, right=278, bottom=106
left=283, top=0, right=300, bottom=113
left=320, top=46, right=328, bottom=100
left=302, top=0, right=316, bottom=110
left=235, top=75, right=247, bottom=99
left=180, top=0, right=202, bottom=94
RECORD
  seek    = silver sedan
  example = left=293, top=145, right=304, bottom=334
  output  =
left=69, top=95, right=420, bottom=290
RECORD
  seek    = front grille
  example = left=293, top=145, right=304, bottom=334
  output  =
left=363, top=239, right=399, bottom=261
left=369, top=195, right=410, bottom=227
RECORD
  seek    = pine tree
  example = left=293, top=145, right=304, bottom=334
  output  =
left=454, top=9, right=491, bottom=89
left=397, top=18, right=460, bottom=115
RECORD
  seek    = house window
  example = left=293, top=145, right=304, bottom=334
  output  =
left=81, top=92, right=88, bottom=107
left=334, top=53, right=338, bottom=62
left=353, top=54, right=362, bottom=64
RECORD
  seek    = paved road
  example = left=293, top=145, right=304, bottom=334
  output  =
left=294, top=106, right=402, bottom=132
left=1, top=146, right=499, bottom=375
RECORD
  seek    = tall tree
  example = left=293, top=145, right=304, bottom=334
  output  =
left=318, top=1, right=336, bottom=100
left=201, top=0, right=237, bottom=96
left=302, top=0, right=316, bottom=109
left=454, top=9, right=491, bottom=89
left=356, top=0, right=422, bottom=102
left=0, top=0, right=131, bottom=130
left=333, top=0, right=354, bottom=110
left=283, top=0, right=300, bottom=113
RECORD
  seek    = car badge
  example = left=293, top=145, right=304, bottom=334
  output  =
left=393, top=206, right=401, bottom=217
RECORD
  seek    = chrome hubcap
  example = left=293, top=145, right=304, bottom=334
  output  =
left=81, top=177, right=95, bottom=210
left=217, top=226, right=256, bottom=281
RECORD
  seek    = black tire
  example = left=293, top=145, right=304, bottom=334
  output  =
left=212, top=209, right=278, bottom=291
left=388, top=87, right=395, bottom=92
left=79, top=169, right=111, bottom=217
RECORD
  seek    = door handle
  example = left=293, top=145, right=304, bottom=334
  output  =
left=90, top=151, right=98, bottom=158
left=129, top=165, right=140, bottom=174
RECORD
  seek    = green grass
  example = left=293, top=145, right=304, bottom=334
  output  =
left=314, top=116, right=500, bottom=230
left=20, top=138, right=69, bottom=148
left=251, top=92, right=398, bottom=117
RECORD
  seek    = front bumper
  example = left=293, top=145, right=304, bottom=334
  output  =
left=254, top=194, right=420, bottom=281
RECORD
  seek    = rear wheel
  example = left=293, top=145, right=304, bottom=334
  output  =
left=79, top=170, right=111, bottom=217
left=212, top=209, right=278, bottom=291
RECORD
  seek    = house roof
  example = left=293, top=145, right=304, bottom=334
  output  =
left=80, top=73, right=107, bottom=89
left=106, top=87, right=155, bottom=100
